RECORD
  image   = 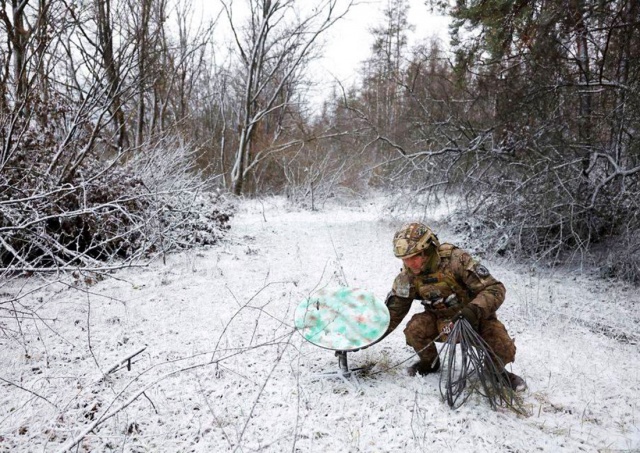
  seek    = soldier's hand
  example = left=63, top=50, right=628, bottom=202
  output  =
left=456, top=304, right=481, bottom=331
left=440, top=321, right=454, bottom=336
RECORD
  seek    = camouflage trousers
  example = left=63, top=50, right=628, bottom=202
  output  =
left=403, top=311, right=516, bottom=369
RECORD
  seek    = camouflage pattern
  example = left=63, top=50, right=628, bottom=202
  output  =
left=392, top=222, right=440, bottom=258
left=403, top=311, right=516, bottom=367
left=385, top=241, right=516, bottom=368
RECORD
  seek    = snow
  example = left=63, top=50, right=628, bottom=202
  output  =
left=1, top=195, right=639, bottom=452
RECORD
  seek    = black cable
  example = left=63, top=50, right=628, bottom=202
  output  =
left=439, top=318, right=528, bottom=415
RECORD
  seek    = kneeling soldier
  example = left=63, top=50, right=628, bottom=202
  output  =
left=384, top=222, right=526, bottom=391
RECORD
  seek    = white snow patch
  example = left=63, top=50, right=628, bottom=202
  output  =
left=1, top=195, right=638, bottom=452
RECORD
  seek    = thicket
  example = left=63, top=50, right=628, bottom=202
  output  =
left=0, top=113, right=232, bottom=272
left=316, top=0, right=640, bottom=282
left=2, top=0, right=638, bottom=282
left=445, top=0, right=640, bottom=281
left=0, top=0, right=233, bottom=274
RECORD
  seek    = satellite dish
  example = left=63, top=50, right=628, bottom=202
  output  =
left=294, top=287, right=390, bottom=352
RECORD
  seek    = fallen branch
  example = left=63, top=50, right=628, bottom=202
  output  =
left=104, top=346, right=147, bottom=376
left=56, top=334, right=295, bottom=453
left=0, top=376, right=58, bottom=408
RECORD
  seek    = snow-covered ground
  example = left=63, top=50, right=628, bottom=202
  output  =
left=1, top=195, right=639, bottom=452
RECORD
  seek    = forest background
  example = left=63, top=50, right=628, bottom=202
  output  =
left=2, top=1, right=640, bottom=450
left=1, top=0, right=639, bottom=281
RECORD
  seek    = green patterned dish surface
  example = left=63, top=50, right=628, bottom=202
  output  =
left=294, top=287, right=390, bottom=351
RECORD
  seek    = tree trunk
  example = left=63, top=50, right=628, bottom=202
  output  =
left=9, top=0, right=30, bottom=103
left=96, top=0, right=129, bottom=151
left=570, top=0, right=592, bottom=177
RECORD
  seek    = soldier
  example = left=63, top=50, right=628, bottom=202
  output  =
left=384, top=222, right=526, bottom=391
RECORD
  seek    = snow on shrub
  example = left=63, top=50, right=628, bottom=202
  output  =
left=0, top=133, right=232, bottom=270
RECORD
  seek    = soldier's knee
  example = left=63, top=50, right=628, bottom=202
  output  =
left=403, top=320, right=418, bottom=344
left=494, top=338, right=516, bottom=365
left=403, top=313, right=438, bottom=345
left=481, top=321, right=516, bottom=365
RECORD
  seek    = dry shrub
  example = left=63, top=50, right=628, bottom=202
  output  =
left=0, top=133, right=232, bottom=270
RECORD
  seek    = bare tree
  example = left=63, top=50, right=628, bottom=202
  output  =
left=94, top=0, right=131, bottom=150
left=0, top=0, right=232, bottom=273
left=363, top=0, right=413, bottom=141
left=221, top=0, right=352, bottom=195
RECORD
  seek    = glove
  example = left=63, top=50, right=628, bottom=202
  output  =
left=457, top=304, right=481, bottom=331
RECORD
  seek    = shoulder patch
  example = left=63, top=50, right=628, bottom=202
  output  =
left=474, top=263, right=490, bottom=278
left=392, top=272, right=412, bottom=298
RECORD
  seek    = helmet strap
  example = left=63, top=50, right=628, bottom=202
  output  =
left=420, top=245, right=440, bottom=273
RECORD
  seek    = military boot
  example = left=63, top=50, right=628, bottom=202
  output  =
left=502, top=370, right=527, bottom=392
left=407, top=357, right=440, bottom=377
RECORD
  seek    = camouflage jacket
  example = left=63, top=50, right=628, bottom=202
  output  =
left=385, top=243, right=506, bottom=334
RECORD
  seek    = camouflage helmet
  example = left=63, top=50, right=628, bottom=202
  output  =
left=392, top=222, right=440, bottom=258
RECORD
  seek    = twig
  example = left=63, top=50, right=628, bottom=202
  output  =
left=86, top=294, right=103, bottom=376
left=369, top=332, right=446, bottom=376
left=55, top=335, right=294, bottom=453
left=325, top=225, right=349, bottom=286
left=234, top=331, right=294, bottom=452
left=102, top=347, right=148, bottom=377
left=0, top=376, right=58, bottom=408
left=142, top=391, right=158, bottom=415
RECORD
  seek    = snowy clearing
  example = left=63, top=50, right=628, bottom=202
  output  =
left=1, top=196, right=639, bottom=452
